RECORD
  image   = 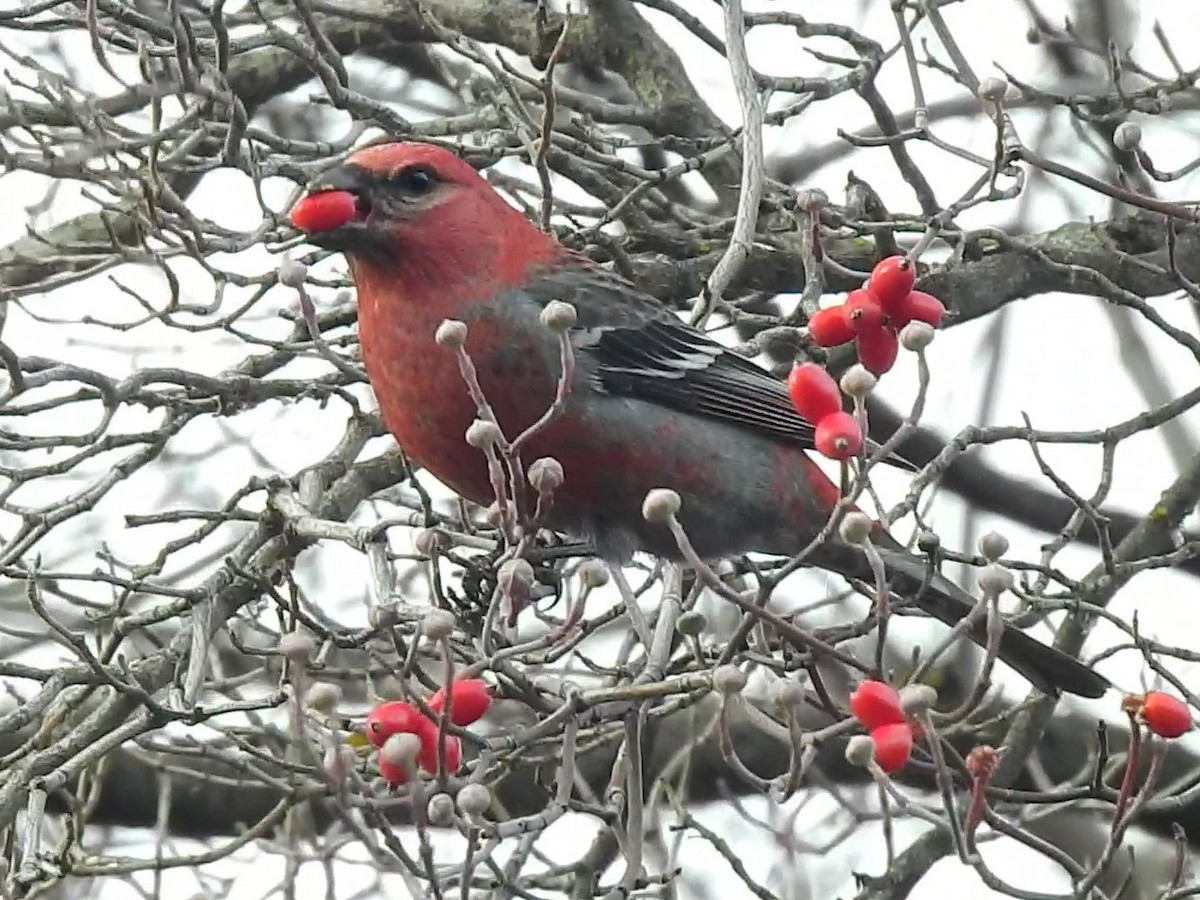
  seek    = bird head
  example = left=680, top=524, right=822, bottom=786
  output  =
left=289, top=142, right=561, bottom=296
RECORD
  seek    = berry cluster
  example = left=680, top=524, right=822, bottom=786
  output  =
left=788, top=257, right=947, bottom=460
left=787, top=363, right=861, bottom=460
left=849, top=680, right=913, bottom=774
left=364, top=679, right=491, bottom=785
left=807, top=256, right=946, bottom=375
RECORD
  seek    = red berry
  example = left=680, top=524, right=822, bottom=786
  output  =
left=369, top=699, right=453, bottom=781
left=429, top=679, right=492, bottom=726
left=365, top=701, right=441, bottom=770
left=444, top=736, right=463, bottom=771
left=893, top=290, right=946, bottom=328
left=807, top=306, right=855, bottom=347
left=378, top=756, right=411, bottom=786
left=855, top=327, right=899, bottom=375
left=814, top=411, right=863, bottom=461
left=850, top=680, right=905, bottom=731
left=289, top=190, right=357, bottom=233
left=1140, top=692, right=1191, bottom=739
left=844, top=289, right=885, bottom=334
left=868, top=256, right=916, bottom=314
left=418, top=735, right=463, bottom=774
left=871, top=723, right=913, bottom=773
left=787, top=363, right=842, bottom=424
left=365, top=701, right=427, bottom=748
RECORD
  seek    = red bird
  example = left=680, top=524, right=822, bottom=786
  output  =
left=289, top=142, right=1108, bottom=699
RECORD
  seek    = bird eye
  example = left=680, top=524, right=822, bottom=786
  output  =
left=397, top=167, right=434, bottom=195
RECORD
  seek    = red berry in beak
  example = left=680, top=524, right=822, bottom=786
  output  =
left=290, top=190, right=357, bottom=233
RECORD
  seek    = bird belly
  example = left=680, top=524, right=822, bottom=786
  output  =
left=520, top=400, right=836, bottom=562
left=358, top=304, right=560, bottom=507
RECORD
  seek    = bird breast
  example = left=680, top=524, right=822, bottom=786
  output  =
left=356, top=287, right=562, bottom=507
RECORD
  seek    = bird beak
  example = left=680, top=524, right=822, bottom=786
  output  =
left=305, top=163, right=373, bottom=197
left=290, top=164, right=376, bottom=250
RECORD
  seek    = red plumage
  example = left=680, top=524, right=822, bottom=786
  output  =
left=289, top=141, right=1109, bottom=700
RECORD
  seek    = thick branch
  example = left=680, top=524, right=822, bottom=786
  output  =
left=621, top=213, right=1200, bottom=322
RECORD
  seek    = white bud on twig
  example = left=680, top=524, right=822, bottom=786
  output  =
left=978, top=563, right=1015, bottom=596
left=839, top=512, right=873, bottom=545
left=770, top=679, right=807, bottom=709
left=427, top=792, right=456, bottom=826
left=528, top=457, right=564, bottom=494
left=577, top=559, right=610, bottom=589
left=465, top=419, right=503, bottom=449
left=845, top=734, right=875, bottom=768
left=917, top=530, right=940, bottom=554
left=898, top=683, right=938, bottom=717
left=498, top=558, right=535, bottom=602
left=380, top=732, right=422, bottom=769
left=369, top=603, right=400, bottom=629
left=642, top=488, right=681, bottom=523
left=1113, top=121, right=1142, bottom=151
left=423, top=608, right=456, bottom=641
left=278, top=257, right=309, bottom=289
left=414, top=528, right=448, bottom=556
left=540, top=300, right=577, bottom=332
left=457, top=783, right=492, bottom=817
left=485, top=501, right=515, bottom=528
left=840, top=365, right=877, bottom=399
left=977, top=76, right=1009, bottom=103
left=305, top=681, right=342, bottom=714
left=676, top=609, right=707, bottom=636
left=279, top=631, right=316, bottom=663
left=899, top=321, right=935, bottom=352
left=435, top=319, right=468, bottom=349
left=978, top=531, right=1009, bottom=563
left=795, top=188, right=828, bottom=212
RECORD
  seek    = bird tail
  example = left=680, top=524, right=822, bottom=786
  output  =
left=811, top=533, right=1109, bottom=699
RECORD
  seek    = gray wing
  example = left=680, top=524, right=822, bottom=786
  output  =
left=520, top=260, right=907, bottom=460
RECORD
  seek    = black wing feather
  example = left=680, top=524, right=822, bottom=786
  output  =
left=523, top=261, right=910, bottom=463
left=590, top=316, right=820, bottom=447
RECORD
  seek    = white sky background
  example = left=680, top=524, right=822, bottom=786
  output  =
left=3, top=0, right=1200, bottom=897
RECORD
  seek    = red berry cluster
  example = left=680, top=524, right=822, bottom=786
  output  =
left=849, top=680, right=913, bottom=773
left=365, top=679, right=491, bottom=785
left=786, top=363, right=861, bottom=460
left=807, top=256, right=946, bottom=375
